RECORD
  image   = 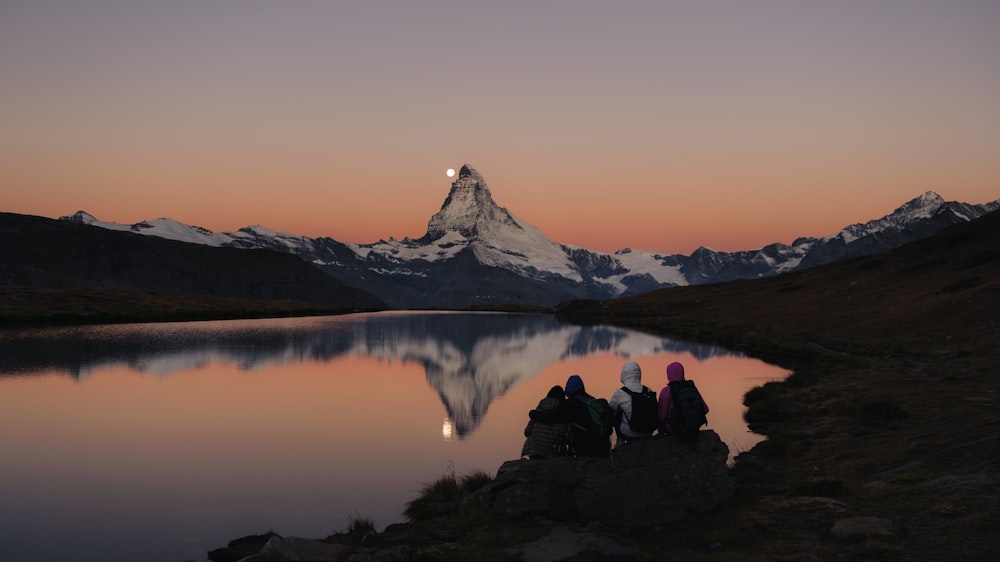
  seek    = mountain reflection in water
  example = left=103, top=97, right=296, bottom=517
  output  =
left=0, top=312, right=788, bottom=562
left=0, top=312, right=739, bottom=438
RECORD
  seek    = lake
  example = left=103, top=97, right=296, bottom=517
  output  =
left=0, top=311, right=787, bottom=562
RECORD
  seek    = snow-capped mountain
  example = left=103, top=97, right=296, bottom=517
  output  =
left=348, top=165, right=582, bottom=282
left=61, top=165, right=999, bottom=308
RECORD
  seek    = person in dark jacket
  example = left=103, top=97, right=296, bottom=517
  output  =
left=531, top=375, right=612, bottom=457
left=563, top=374, right=612, bottom=457
left=521, top=385, right=570, bottom=459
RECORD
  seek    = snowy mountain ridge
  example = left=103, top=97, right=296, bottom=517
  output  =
left=64, top=210, right=317, bottom=253
left=60, top=166, right=999, bottom=308
left=829, top=191, right=943, bottom=244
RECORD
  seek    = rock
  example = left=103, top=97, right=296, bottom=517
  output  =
left=255, top=535, right=348, bottom=561
left=208, top=532, right=282, bottom=562
left=830, top=516, right=895, bottom=538
left=468, top=430, right=734, bottom=527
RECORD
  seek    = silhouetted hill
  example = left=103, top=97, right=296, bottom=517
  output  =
left=558, top=208, right=1000, bottom=356
left=0, top=212, right=386, bottom=315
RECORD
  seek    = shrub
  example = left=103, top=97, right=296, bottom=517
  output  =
left=403, top=466, right=493, bottom=523
left=324, top=512, right=376, bottom=545
left=459, top=469, right=493, bottom=493
left=346, top=513, right=376, bottom=536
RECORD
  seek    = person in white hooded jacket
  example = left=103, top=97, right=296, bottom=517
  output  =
left=608, top=360, right=656, bottom=447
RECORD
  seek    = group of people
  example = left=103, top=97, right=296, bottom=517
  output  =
left=521, top=360, right=710, bottom=459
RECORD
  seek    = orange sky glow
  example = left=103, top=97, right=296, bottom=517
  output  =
left=2, top=1, right=998, bottom=254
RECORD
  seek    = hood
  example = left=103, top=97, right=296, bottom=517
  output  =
left=565, top=375, right=585, bottom=397
left=537, top=396, right=563, bottom=411
left=619, top=361, right=643, bottom=392
left=667, top=361, right=686, bottom=383
left=534, top=385, right=565, bottom=411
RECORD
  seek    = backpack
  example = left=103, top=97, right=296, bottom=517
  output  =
left=585, top=396, right=614, bottom=438
left=669, top=379, right=708, bottom=440
left=622, top=386, right=659, bottom=434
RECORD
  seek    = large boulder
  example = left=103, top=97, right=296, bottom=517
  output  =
left=467, top=430, right=734, bottom=527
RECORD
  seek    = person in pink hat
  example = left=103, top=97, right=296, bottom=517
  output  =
left=657, top=361, right=710, bottom=439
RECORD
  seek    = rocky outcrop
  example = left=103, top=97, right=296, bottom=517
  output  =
left=467, top=430, right=734, bottom=527
left=208, top=535, right=350, bottom=562
left=255, top=536, right=348, bottom=561
left=205, top=431, right=734, bottom=561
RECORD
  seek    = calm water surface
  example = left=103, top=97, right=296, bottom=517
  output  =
left=0, top=312, right=787, bottom=562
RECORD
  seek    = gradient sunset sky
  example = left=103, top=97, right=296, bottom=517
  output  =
left=3, top=1, right=998, bottom=254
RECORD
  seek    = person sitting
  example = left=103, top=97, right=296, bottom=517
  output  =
left=524, top=375, right=611, bottom=458
left=521, top=385, right=570, bottom=459
left=657, top=361, right=710, bottom=440
left=608, top=361, right=659, bottom=447
left=563, top=374, right=612, bottom=458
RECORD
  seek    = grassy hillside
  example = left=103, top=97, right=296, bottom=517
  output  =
left=560, top=210, right=998, bottom=358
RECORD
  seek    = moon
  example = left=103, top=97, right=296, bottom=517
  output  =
left=446, top=168, right=455, bottom=178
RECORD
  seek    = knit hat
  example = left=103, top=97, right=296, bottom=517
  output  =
left=666, top=361, right=685, bottom=382
left=546, top=385, right=565, bottom=399
left=565, top=374, right=585, bottom=396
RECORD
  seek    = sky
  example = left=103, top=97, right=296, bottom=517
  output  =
left=2, top=1, right=998, bottom=254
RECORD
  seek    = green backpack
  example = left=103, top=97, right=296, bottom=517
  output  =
left=585, top=397, right=614, bottom=438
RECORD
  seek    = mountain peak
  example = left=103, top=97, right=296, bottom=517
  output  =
left=458, top=164, right=481, bottom=180
left=895, top=191, right=945, bottom=221
left=421, top=165, right=520, bottom=242
left=60, top=210, right=98, bottom=225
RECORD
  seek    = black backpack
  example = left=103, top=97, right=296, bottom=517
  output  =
left=621, top=386, right=659, bottom=434
left=669, top=379, right=708, bottom=440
